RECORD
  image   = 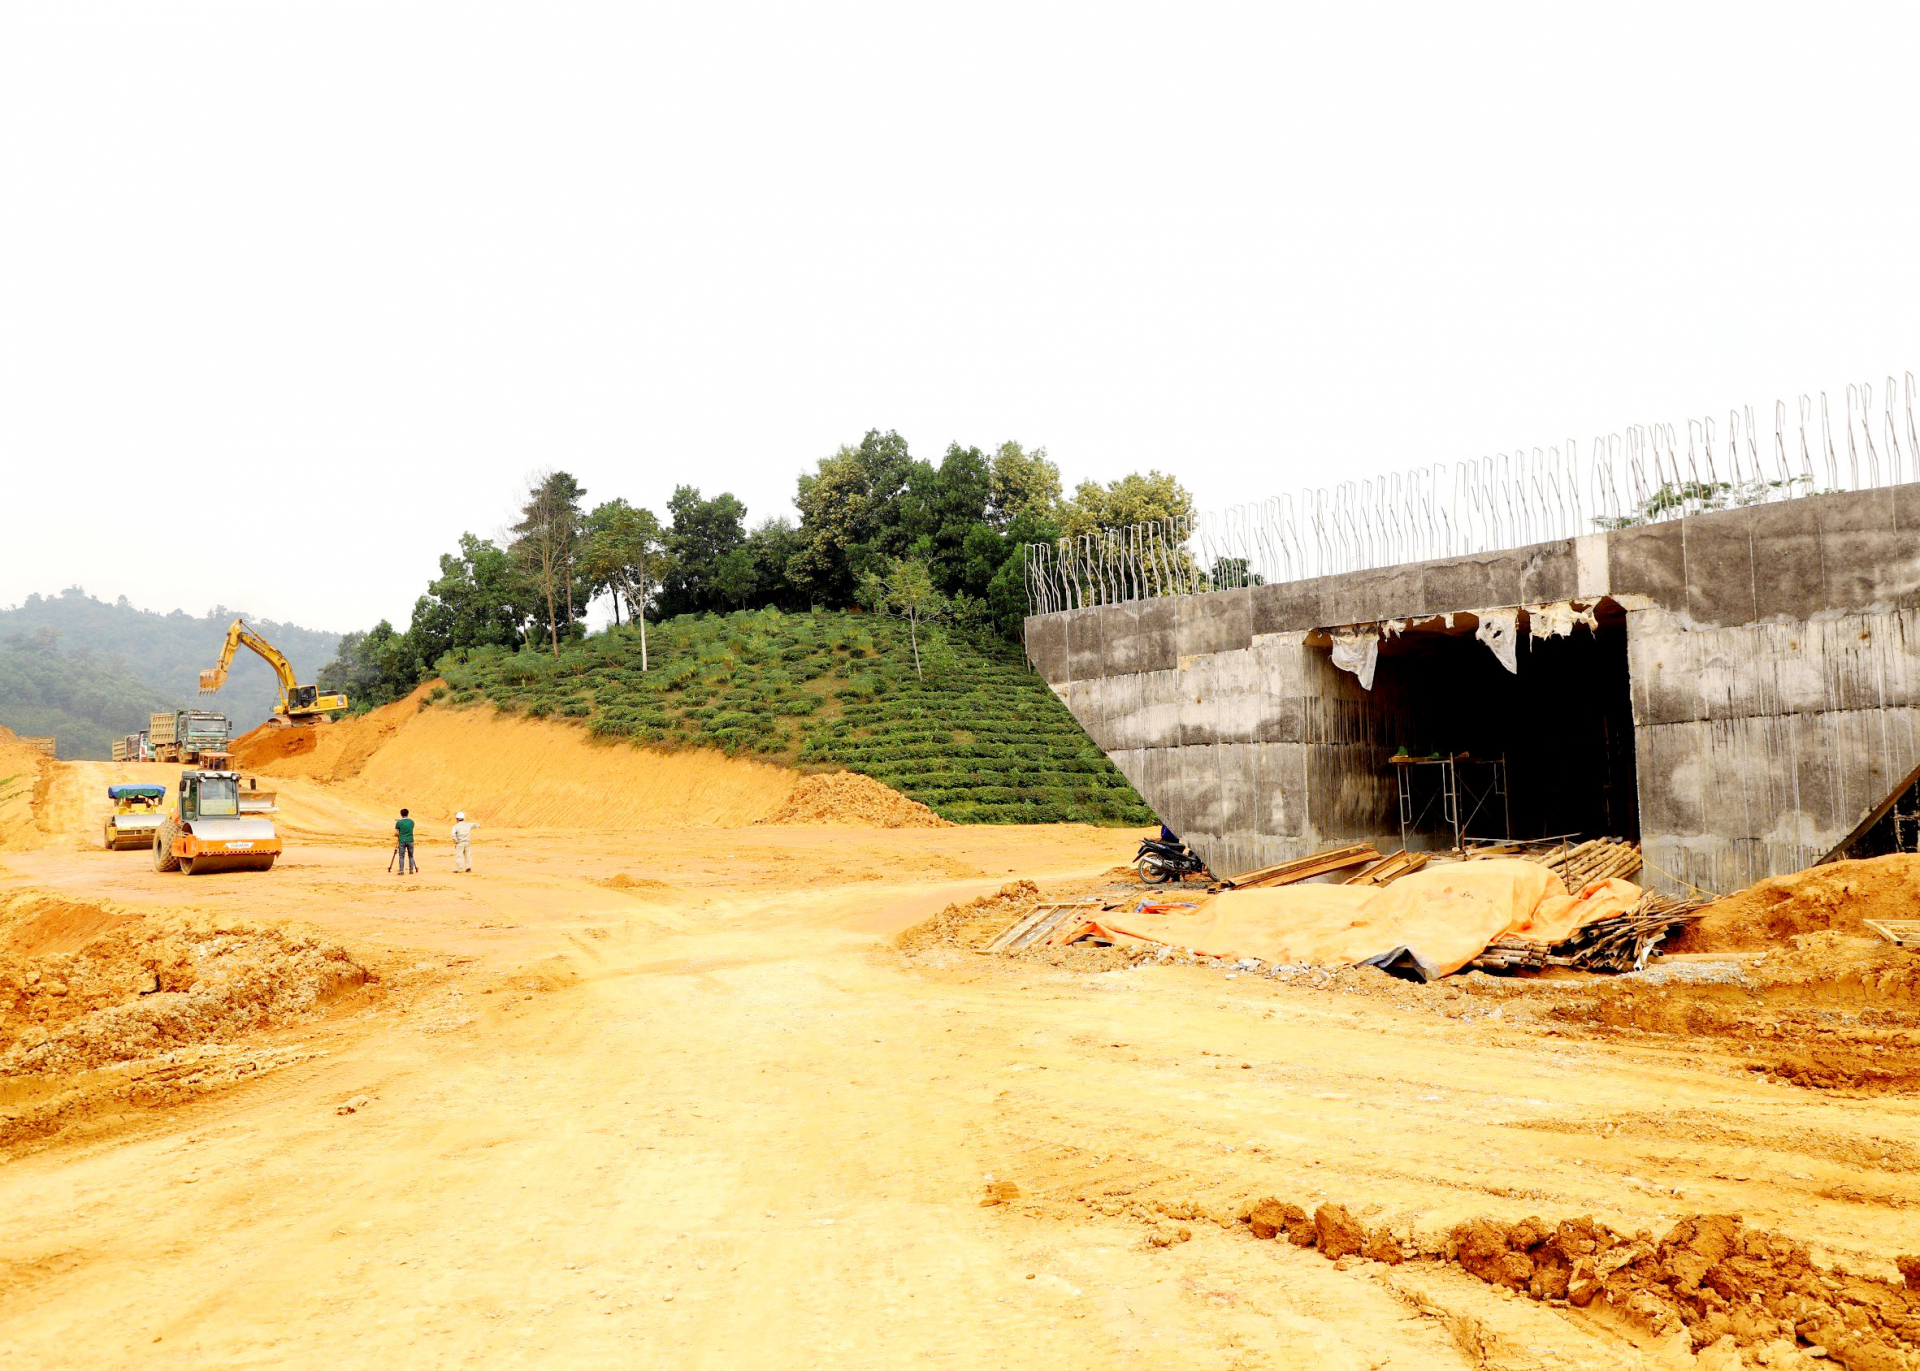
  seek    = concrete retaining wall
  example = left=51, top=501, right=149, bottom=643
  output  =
left=1025, top=484, right=1920, bottom=893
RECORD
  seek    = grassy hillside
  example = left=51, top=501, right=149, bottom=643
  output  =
left=436, top=610, right=1153, bottom=825
left=0, top=589, right=340, bottom=734
left=0, top=640, right=183, bottom=759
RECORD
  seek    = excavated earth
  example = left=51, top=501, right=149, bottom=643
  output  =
left=0, top=715, right=1918, bottom=1369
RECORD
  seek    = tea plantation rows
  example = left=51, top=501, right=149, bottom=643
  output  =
left=434, top=609, right=1154, bottom=825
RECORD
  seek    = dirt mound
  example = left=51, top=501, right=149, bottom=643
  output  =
left=762, top=771, right=951, bottom=829
left=896, top=881, right=1040, bottom=953
left=1, top=896, right=370, bottom=1082
left=245, top=684, right=799, bottom=829
left=1672, top=855, right=1920, bottom=953
left=229, top=722, right=320, bottom=769
left=1233, top=1197, right=1920, bottom=1366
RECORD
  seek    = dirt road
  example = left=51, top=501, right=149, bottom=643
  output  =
left=2, top=754, right=1917, bottom=1368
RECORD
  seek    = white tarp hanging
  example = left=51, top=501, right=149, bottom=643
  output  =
left=1474, top=608, right=1520, bottom=674
left=1329, top=627, right=1381, bottom=691
left=1526, top=600, right=1600, bottom=639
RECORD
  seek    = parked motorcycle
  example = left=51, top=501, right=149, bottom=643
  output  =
left=1135, top=836, right=1206, bottom=885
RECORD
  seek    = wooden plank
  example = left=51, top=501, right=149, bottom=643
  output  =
left=982, top=902, right=1064, bottom=954
left=1863, top=919, right=1920, bottom=948
left=1010, top=902, right=1097, bottom=951
left=1220, top=844, right=1379, bottom=891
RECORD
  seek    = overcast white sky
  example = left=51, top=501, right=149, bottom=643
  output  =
left=2, top=3, right=1915, bottom=633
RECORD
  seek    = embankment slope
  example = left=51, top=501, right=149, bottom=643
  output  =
left=236, top=688, right=802, bottom=829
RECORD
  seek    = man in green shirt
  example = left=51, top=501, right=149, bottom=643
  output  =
left=394, top=808, right=417, bottom=875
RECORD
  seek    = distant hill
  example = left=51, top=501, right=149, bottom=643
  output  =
left=0, top=589, right=341, bottom=749
left=0, top=636, right=184, bottom=760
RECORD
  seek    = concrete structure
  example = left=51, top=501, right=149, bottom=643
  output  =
left=1024, top=484, right=1920, bottom=894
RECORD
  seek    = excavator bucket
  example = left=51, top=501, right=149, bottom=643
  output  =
left=199, top=667, right=226, bottom=693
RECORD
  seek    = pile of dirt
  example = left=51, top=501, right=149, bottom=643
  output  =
left=1671, top=855, right=1920, bottom=953
left=762, top=771, right=952, bottom=829
left=0, top=725, right=53, bottom=851
left=1235, top=1199, right=1920, bottom=1367
left=896, top=881, right=1040, bottom=953
left=0, top=894, right=371, bottom=1079
left=229, top=722, right=320, bottom=769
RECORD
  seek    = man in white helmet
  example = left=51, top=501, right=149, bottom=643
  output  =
left=451, top=810, right=480, bottom=873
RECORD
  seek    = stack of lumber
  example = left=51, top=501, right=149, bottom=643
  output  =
left=1464, top=891, right=1705, bottom=975
left=1213, top=843, right=1379, bottom=891
left=1552, top=892, right=1704, bottom=972
left=1348, top=849, right=1429, bottom=886
left=1467, top=936, right=1552, bottom=971
left=1528, top=838, right=1642, bottom=888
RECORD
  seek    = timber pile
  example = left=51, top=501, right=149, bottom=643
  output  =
left=1349, top=849, right=1429, bottom=886
left=1213, top=843, right=1379, bottom=892
left=1529, top=838, right=1642, bottom=888
left=1465, top=892, right=1706, bottom=975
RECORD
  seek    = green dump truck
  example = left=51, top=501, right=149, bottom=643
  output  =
left=149, top=710, right=232, bottom=765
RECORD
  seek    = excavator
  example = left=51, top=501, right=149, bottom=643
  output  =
left=200, top=618, right=349, bottom=725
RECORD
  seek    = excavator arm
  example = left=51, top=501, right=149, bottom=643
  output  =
left=199, top=618, right=331, bottom=717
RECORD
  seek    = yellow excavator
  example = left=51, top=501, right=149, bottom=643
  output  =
left=200, top=618, right=349, bottom=725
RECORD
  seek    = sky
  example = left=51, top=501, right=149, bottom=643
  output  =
left=2, top=3, right=1916, bottom=633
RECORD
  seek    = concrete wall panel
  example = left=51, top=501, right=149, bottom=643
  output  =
left=1683, top=507, right=1758, bottom=627
left=1176, top=590, right=1253, bottom=657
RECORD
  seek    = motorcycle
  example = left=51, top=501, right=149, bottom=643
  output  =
left=1135, top=836, right=1207, bottom=885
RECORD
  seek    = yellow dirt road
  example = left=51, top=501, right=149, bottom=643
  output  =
left=1, top=764, right=1917, bottom=1368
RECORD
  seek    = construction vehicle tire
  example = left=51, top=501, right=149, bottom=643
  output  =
left=103, top=823, right=115, bottom=851
left=180, top=856, right=197, bottom=875
left=153, top=820, right=180, bottom=873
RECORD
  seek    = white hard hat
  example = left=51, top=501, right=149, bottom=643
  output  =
left=455, top=811, right=465, bottom=820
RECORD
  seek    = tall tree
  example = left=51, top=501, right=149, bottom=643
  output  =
left=510, top=471, right=588, bottom=656
left=987, top=441, right=1062, bottom=528
left=407, top=534, right=532, bottom=667
left=581, top=499, right=668, bottom=669
left=788, top=429, right=916, bottom=606
left=897, top=444, right=992, bottom=596
left=657, top=486, right=748, bottom=617
left=1060, top=469, right=1194, bottom=536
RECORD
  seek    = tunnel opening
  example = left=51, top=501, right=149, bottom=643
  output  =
left=1332, top=600, right=1638, bottom=850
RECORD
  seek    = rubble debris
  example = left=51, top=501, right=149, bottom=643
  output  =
left=1467, top=892, right=1706, bottom=975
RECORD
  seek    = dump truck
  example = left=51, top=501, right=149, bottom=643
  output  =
left=153, top=768, right=281, bottom=874
left=200, top=618, right=347, bottom=726
left=111, top=732, right=154, bottom=763
left=149, top=709, right=232, bottom=764
left=103, top=783, right=169, bottom=850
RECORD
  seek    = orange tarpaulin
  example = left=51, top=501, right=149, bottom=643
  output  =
left=1112, top=859, right=1639, bottom=979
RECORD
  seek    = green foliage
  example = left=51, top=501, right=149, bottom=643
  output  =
left=1060, top=469, right=1194, bottom=537
left=0, top=588, right=337, bottom=733
left=1591, top=476, right=1814, bottom=530
left=656, top=486, right=750, bottom=617
left=436, top=610, right=1152, bottom=825
left=0, top=628, right=183, bottom=759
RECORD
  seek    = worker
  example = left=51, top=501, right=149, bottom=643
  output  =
left=394, top=808, right=417, bottom=875
left=451, top=810, right=479, bottom=873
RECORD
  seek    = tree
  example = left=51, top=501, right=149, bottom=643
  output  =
left=1060, top=469, right=1194, bottom=536
left=510, top=471, right=588, bottom=656
left=858, top=556, right=948, bottom=683
left=582, top=499, right=668, bottom=668
left=743, top=517, right=805, bottom=611
left=657, top=486, right=748, bottom=617
left=407, top=534, right=532, bottom=667
left=987, top=441, right=1062, bottom=528
left=318, top=621, right=426, bottom=706
left=897, top=443, right=992, bottom=596
left=788, top=430, right=916, bottom=606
